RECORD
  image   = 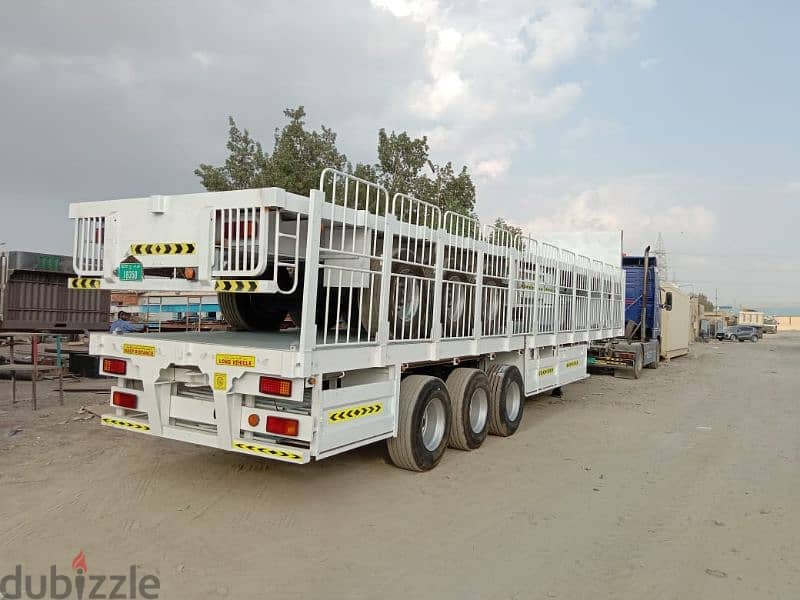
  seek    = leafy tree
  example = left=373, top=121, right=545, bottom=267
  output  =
left=194, top=107, right=347, bottom=195
left=196, top=109, right=476, bottom=218
left=696, top=293, right=715, bottom=311
left=367, top=129, right=475, bottom=216
left=488, top=218, right=524, bottom=247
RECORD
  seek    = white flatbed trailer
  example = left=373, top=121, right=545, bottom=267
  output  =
left=71, top=169, right=625, bottom=470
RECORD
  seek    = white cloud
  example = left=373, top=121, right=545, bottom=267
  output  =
left=370, top=0, right=656, bottom=181
left=191, top=50, right=214, bottom=69
left=511, top=176, right=719, bottom=254
left=640, top=56, right=659, bottom=69
left=527, top=5, right=592, bottom=72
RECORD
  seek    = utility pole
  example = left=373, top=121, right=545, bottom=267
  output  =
left=654, top=233, right=669, bottom=281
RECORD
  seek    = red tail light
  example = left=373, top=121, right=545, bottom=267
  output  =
left=259, top=376, right=292, bottom=397
left=266, top=416, right=299, bottom=437
left=103, top=358, right=127, bottom=375
left=112, top=391, right=138, bottom=409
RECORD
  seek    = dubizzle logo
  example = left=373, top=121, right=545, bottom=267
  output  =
left=0, top=550, right=160, bottom=599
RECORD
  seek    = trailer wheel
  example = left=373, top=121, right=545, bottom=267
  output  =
left=362, top=247, right=433, bottom=340
left=486, top=364, right=524, bottom=437
left=218, top=266, right=299, bottom=331
left=632, top=350, right=644, bottom=379
left=482, top=277, right=504, bottom=328
left=218, top=292, right=286, bottom=331
left=442, top=272, right=474, bottom=337
left=446, top=368, right=490, bottom=450
left=387, top=375, right=451, bottom=471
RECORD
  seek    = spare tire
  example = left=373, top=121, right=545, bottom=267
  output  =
left=218, top=292, right=286, bottom=331
left=218, top=266, right=297, bottom=331
left=361, top=246, right=433, bottom=340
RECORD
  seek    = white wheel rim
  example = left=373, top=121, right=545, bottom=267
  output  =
left=505, top=381, right=521, bottom=421
left=421, top=397, right=446, bottom=451
left=398, top=279, right=421, bottom=323
left=446, top=285, right=467, bottom=323
left=469, top=387, right=489, bottom=433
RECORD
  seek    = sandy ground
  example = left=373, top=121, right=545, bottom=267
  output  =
left=1, top=333, right=799, bottom=599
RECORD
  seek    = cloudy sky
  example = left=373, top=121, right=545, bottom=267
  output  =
left=1, top=0, right=798, bottom=310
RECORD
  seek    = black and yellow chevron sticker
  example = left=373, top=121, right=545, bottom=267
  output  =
left=101, top=417, right=150, bottom=431
left=232, top=441, right=303, bottom=461
left=214, top=280, right=259, bottom=293
left=130, top=242, right=196, bottom=255
left=328, top=402, right=383, bottom=424
left=68, top=278, right=101, bottom=289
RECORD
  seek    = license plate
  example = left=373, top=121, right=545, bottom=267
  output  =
left=119, top=263, right=143, bottom=281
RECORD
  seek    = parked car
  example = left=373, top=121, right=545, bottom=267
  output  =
left=716, top=325, right=759, bottom=342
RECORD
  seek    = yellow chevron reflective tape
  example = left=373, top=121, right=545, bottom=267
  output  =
left=215, top=354, right=256, bottom=368
left=538, top=366, right=555, bottom=377
left=565, top=359, right=580, bottom=368
left=123, top=343, right=156, bottom=357
left=101, top=417, right=150, bottom=431
left=68, top=278, right=101, bottom=289
left=130, top=242, right=196, bottom=255
left=214, top=280, right=259, bottom=293
left=328, top=402, right=383, bottom=424
left=232, top=441, right=303, bottom=461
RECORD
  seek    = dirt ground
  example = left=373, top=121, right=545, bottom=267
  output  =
left=1, top=333, right=799, bottom=599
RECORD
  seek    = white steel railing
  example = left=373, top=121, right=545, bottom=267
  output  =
left=73, top=216, right=106, bottom=275
left=442, top=211, right=481, bottom=340
left=512, top=235, right=538, bottom=335
left=575, top=255, right=590, bottom=332
left=558, top=249, right=575, bottom=333
left=536, top=243, right=559, bottom=334
left=316, top=169, right=389, bottom=346
left=212, top=207, right=270, bottom=277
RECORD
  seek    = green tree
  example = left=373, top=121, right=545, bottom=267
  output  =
left=696, top=293, right=714, bottom=311
left=196, top=109, right=476, bottom=218
left=194, top=107, right=347, bottom=195
left=368, top=129, right=475, bottom=216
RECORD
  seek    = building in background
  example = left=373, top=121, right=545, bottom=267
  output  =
left=111, top=292, right=226, bottom=331
left=775, top=316, right=800, bottom=332
left=739, top=308, right=764, bottom=326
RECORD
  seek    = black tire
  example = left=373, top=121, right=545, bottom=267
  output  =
left=731, top=335, right=738, bottom=342
left=751, top=335, right=757, bottom=343
left=632, top=349, right=643, bottom=379
left=218, top=266, right=299, bottom=331
left=446, top=368, right=490, bottom=450
left=486, top=364, right=524, bottom=437
left=218, top=292, right=286, bottom=331
left=361, top=247, right=433, bottom=340
left=387, top=375, right=451, bottom=471
left=645, top=340, right=660, bottom=369
left=482, top=277, right=504, bottom=331
left=442, top=271, right=474, bottom=338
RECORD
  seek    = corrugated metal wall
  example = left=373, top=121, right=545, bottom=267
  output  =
left=1, top=270, right=110, bottom=331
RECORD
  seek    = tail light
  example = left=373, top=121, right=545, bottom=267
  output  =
left=112, top=391, right=138, bottom=409
left=183, top=267, right=197, bottom=280
left=266, top=416, right=299, bottom=437
left=102, top=358, right=127, bottom=375
left=259, top=376, right=292, bottom=397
